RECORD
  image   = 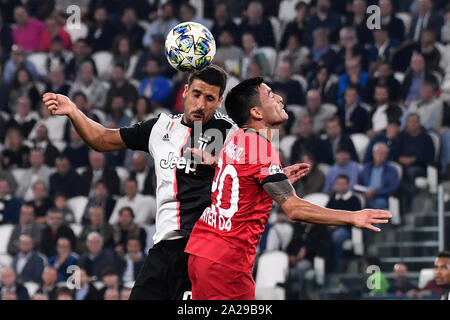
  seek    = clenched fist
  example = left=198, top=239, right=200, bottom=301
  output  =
left=42, top=93, right=77, bottom=116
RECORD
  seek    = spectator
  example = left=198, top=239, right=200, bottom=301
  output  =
left=36, top=266, right=58, bottom=300
left=8, top=68, right=40, bottom=110
left=409, top=0, right=444, bottom=41
left=0, top=13, right=13, bottom=60
left=106, top=95, right=131, bottom=129
left=12, top=234, right=45, bottom=283
left=44, top=37, right=73, bottom=74
left=398, top=113, right=435, bottom=211
left=128, top=152, right=156, bottom=196
left=277, top=34, right=310, bottom=76
left=1, top=128, right=30, bottom=169
left=239, top=32, right=259, bottom=80
left=210, top=1, right=240, bottom=47
left=134, top=35, right=172, bottom=81
left=363, top=62, right=401, bottom=105
left=79, top=151, right=121, bottom=197
left=403, top=81, right=443, bottom=131
left=27, top=124, right=60, bottom=167
left=77, top=232, right=118, bottom=280
left=138, top=58, right=172, bottom=108
left=40, top=208, right=76, bottom=258
left=28, top=181, right=53, bottom=223
left=120, top=287, right=132, bottom=300
left=295, top=89, right=337, bottom=135
left=104, top=288, right=120, bottom=300
left=215, top=30, right=243, bottom=77
left=0, top=160, right=17, bottom=195
left=337, top=57, right=368, bottom=105
left=292, top=152, right=325, bottom=197
left=317, top=117, right=359, bottom=165
left=307, top=66, right=338, bottom=105
left=109, top=179, right=156, bottom=226
left=73, top=268, right=100, bottom=300
left=99, top=266, right=122, bottom=297
left=336, top=27, right=368, bottom=75
left=118, top=7, right=145, bottom=51
left=303, top=0, right=342, bottom=46
left=367, top=84, right=403, bottom=138
left=0, top=178, right=22, bottom=225
left=323, top=147, right=361, bottom=194
left=82, top=180, right=116, bottom=225
left=3, top=44, right=38, bottom=84
left=345, top=0, right=373, bottom=46
left=5, top=96, right=39, bottom=142
left=142, top=2, right=179, bottom=48
left=442, top=6, right=450, bottom=44
left=379, top=0, right=405, bottom=42
left=239, top=1, right=276, bottom=48
left=78, top=206, right=114, bottom=253
left=290, top=115, right=322, bottom=164
left=111, top=35, right=139, bottom=81
left=7, top=204, right=42, bottom=256
left=112, top=207, right=147, bottom=258
left=367, top=27, right=400, bottom=72
left=338, top=85, right=369, bottom=134
left=64, top=38, right=97, bottom=82
left=16, top=149, right=52, bottom=202
left=12, top=6, right=45, bottom=52
left=86, top=6, right=118, bottom=52
left=52, top=193, right=75, bottom=224
left=39, top=16, right=72, bottom=52
left=358, top=142, right=400, bottom=209
left=280, top=1, right=308, bottom=50
left=68, top=61, right=108, bottom=110
left=305, top=28, right=339, bottom=76
left=271, top=60, right=306, bottom=106
left=49, top=156, right=81, bottom=199
left=105, top=63, right=138, bottom=111
left=400, top=52, right=439, bottom=105
left=364, top=256, right=390, bottom=295
left=70, top=91, right=104, bottom=125
left=56, top=287, right=74, bottom=300
left=387, top=263, right=417, bottom=297
left=179, top=2, right=212, bottom=30
left=119, top=237, right=145, bottom=283
left=364, top=120, right=401, bottom=164
left=48, top=237, right=78, bottom=282
left=326, top=174, right=362, bottom=272
left=44, top=66, right=71, bottom=97
left=0, top=268, right=30, bottom=300
left=131, top=96, right=166, bottom=125
left=63, top=127, right=90, bottom=169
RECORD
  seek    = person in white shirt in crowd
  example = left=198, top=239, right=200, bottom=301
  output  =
left=142, top=2, right=179, bottom=48
left=179, top=2, right=212, bottom=30
left=120, top=237, right=146, bottom=284
left=109, top=178, right=156, bottom=226
left=16, top=148, right=52, bottom=202
left=29, top=101, right=69, bottom=145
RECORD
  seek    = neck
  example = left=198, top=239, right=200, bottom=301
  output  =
left=243, top=123, right=280, bottom=142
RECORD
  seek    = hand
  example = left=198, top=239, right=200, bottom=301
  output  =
left=283, top=163, right=311, bottom=184
left=351, top=209, right=392, bottom=232
left=184, top=148, right=218, bottom=167
left=42, top=93, right=77, bottom=116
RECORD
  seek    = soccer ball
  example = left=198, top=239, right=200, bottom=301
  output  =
left=165, top=21, right=216, bottom=72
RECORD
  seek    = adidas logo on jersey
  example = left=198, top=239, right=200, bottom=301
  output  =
left=162, top=133, right=170, bottom=141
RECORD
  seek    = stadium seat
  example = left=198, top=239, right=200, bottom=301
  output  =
left=115, top=167, right=130, bottom=188
left=313, top=256, right=325, bottom=285
left=64, top=22, right=88, bottom=43
left=389, top=196, right=401, bottom=225
left=395, top=13, right=412, bottom=35
left=428, top=131, right=441, bottom=163
left=93, top=281, right=105, bottom=291
left=279, top=134, right=298, bottom=160
left=350, top=133, right=370, bottom=163
left=53, top=141, right=67, bottom=153
left=291, top=74, right=308, bottom=93
left=0, top=224, right=14, bottom=254
left=137, top=20, right=151, bottom=31
left=0, top=254, right=12, bottom=268
left=75, top=167, right=87, bottom=176
left=67, top=196, right=88, bottom=224
left=418, top=268, right=435, bottom=289
left=269, top=16, right=282, bottom=47
left=11, top=168, right=26, bottom=184
left=265, top=222, right=294, bottom=251
left=91, top=51, right=113, bottom=79
left=27, top=52, right=48, bottom=77
left=317, top=163, right=331, bottom=177
left=70, top=223, right=83, bottom=237
left=351, top=227, right=364, bottom=256
left=34, top=81, right=46, bottom=95
left=24, top=282, right=39, bottom=297
left=394, top=72, right=405, bottom=83
left=389, top=161, right=403, bottom=180
left=303, top=193, right=330, bottom=207
left=278, top=0, right=302, bottom=24
left=255, top=250, right=289, bottom=300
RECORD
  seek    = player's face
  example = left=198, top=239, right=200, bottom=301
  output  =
left=434, top=257, right=450, bottom=286
left=183, top=79, right=223, bottom=125
left=257, top=83, right=288, bottom=127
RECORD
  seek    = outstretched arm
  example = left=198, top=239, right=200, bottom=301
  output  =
left=42, top=93, right=126, bottom=152
left=263, top=179, right=391, bottom=232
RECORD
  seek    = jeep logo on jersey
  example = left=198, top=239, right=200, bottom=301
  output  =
left=160, top=152, right=196, bottom=173
left=269, top=164, right=283, bottom=175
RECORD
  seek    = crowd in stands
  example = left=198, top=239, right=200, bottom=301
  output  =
left=0, top=0, right=450, bottom=300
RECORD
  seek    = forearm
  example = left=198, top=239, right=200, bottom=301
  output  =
left=282, top=195, right=354, bottom=226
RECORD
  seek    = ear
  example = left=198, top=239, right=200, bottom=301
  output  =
left=249, top=106, right=263, bottom=121
left=182, top=84, right=188, bottom=99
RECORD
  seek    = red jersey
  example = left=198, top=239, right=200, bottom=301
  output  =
left=185, top=129, right=288, bottom=274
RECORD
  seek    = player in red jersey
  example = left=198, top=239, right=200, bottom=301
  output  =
left=185, top=77, right=392, bottom=300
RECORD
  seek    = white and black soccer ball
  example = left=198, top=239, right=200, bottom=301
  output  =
left=165, top=21, right=216, bottom=72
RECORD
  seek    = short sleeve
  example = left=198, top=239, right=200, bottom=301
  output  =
left=119, top=117, right=158, bottom=153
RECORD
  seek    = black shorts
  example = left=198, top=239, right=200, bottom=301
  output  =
left=129, top=238, right=191, bottom=300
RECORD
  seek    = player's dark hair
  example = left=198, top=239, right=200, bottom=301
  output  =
left=188, top=64, right=228, bottom=97
left=225, top=77, right=264, bottom=127
left=437, top=251, right=450, bottom=258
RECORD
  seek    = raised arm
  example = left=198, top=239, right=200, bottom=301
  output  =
left=263, top=179, right=392, bottom=232
left=42, top=93, right=126, bottom=152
